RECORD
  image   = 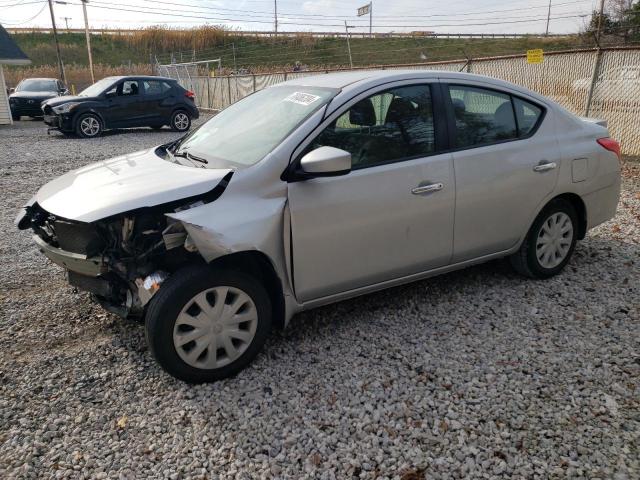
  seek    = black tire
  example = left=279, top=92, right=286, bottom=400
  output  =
left=75, top=113, right=102, bottom=138
left=510, top=198, right=578, bottom=279
left=11, top=113, right=20, bottom=121
left=170, top=110, right=191, bottom=132
left=145, top=265, right=272, bottom=383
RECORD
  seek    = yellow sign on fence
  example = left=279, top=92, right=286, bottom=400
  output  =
left=527, top=49, right=544, bottom=64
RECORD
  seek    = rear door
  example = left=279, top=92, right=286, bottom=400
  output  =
left=443, top=82, right=560, bottom=262
left=141, top=79, right=175, bottom=124
left=288, top=81, right=456, bottom=302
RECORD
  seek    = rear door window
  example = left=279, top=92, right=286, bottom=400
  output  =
left=513, top=97, right=542, bottom=136
left=143, top=80, right=173, bottom=95
left=448, top=85, right=517, bottom=148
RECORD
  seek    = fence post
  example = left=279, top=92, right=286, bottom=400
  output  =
left=206, top=76, right=210, bottom=110
left=252, top=74, right=256, bottom=92
left=584, top=47, right=603, bottom=117
left=227, top=76, right=232, bottom=107
left=284, top=72, right=288, bottom=81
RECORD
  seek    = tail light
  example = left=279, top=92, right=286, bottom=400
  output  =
left=185, top=90, right=195, bottom=100
left=597, top=137, right=621, bottom=161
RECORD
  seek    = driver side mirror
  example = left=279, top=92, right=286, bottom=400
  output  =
left=299, top=146, right=351, bottom=178
left=9, top=88, right=15, bottom=94
left=105, top=89, right=117, bottom=98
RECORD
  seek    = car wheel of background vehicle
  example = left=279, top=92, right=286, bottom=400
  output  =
left=75, top=113, right=102, bottom=138
left=145, top=265, right=272, bottom=383
left=510, top=198, right=578, bottom=279
left=12, top=114, right=20, bottom=121
left=170, top=110, right=191, bottom=132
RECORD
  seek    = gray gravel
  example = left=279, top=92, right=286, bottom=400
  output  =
left=1, top=119, right=639, bottom=479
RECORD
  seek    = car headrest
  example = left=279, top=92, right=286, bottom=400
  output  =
left=494, top=102, right=514, bottom=127
left=384, top=97, right=416, bottom=124
left=452, top=98, right=466, bottom=116
left=349, top=98, right=376, bottom=126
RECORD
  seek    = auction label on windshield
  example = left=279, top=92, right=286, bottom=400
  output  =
left=284, top=92, right=321, bottom=106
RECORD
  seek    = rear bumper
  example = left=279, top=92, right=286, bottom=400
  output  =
left=33, top=234, right=107, bottom=277
left=584, top=174, right=622, bottom=230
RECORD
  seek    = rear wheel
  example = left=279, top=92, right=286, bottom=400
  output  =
left=75, top=113, right=102, bottom=138
left=170, top=110, right=191, bottom=132
left=145, top=266, right=272, bottom=383
left=510, top=199, right=578, bottom=278
left=11, top=113, right=20, bottom=121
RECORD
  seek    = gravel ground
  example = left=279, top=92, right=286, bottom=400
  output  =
left=0, top=119, right=638, bottom=480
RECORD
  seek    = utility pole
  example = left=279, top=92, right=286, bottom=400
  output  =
left=545, top=0, right=552, bottom=36
left=344, top=21, right=353, bottom=69
left=274, top=0, right=278, bottom=38
left=47, top=0, right=66, bottom=84
left=596, top=0, right=605, bottom=42
left=369, top=2, right=372, bottom=38
left=61, top=16, right=71, bottom=32
left=81, top=0, right=94, bottom=83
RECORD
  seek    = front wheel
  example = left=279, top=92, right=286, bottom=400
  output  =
left=145, top=266, right=272, bottom=383
left=170, top=110, right=191, bottom=132
left=510, top=199, right=578, bottom=279
left=11, top=113, right=20, bottom=121
left=75, top=113, right=102, bottom=138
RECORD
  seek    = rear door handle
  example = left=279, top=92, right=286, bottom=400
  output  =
left=412, top=182, right=443, bottom=195
left=533, top=161, right=557, bottom=172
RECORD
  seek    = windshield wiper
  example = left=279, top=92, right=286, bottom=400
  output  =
left=174, top=150, right=208, bottom=165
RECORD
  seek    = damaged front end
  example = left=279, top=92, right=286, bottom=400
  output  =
left=17, top=174, right=231, bottom=318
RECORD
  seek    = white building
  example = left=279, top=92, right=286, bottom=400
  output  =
left=0, top=24, right=31, bottom=125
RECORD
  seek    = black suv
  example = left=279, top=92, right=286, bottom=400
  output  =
left=42, top=76, right=199, bottom=138
left=9, top=78, right=68, bottom=120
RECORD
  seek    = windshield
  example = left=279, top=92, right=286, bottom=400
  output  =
left=174, top=86, right=337, bottom=168
left=17, top=79, right=57, bottom=92
left=79, top=77, right=118, bottom=97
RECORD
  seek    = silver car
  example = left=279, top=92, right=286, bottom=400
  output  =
left=16, top=70, right=622, bottom=382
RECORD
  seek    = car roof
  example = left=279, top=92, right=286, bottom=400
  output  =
left=281, top=69, right=553, bottom=111
left=107, top=75, right=176, bottom=82
left=20, top=77, right=58, bottom=81
left=281, top=69, right=523, bottom=89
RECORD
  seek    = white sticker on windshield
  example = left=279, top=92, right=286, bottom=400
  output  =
left=284, top=92, right=321, bottom=106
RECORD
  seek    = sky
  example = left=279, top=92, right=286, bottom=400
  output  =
left=0, top=0, right=600, bottom=35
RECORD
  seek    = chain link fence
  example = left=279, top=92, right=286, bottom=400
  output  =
left=159, top=47, right=640, bottom=155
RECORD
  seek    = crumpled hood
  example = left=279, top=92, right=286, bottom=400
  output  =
left=43, top=95, right=96, bottom=107
left=35, top=148, right=232, bottom=222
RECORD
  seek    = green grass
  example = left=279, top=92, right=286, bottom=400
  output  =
left=11, top=30, right=593, bottom=70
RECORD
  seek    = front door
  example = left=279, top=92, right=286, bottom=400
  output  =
left=288, top=83, right=455, bottom=302
left=103, top=79, right=143, bottom=128
left=443, top=83, right=560, bottom=262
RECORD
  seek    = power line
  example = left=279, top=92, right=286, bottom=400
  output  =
left=74, top=1, right=591, bottom=29
left=0, top=1, right=48, bottom=25
left=131, top=0, right=592, bottom=20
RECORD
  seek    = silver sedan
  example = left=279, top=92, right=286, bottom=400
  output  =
left=17, top=70, right=622, bottom=382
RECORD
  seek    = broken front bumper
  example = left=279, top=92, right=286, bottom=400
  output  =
left=43, top=114, right=74, bottom=132
left=33, top=234, right=106, bottom=277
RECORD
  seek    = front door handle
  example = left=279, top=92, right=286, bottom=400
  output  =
left=412, top=182, right=444, bottom=195
left=533, top=161, right=557, bottom=172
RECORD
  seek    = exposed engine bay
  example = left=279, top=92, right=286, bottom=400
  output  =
left=18, top=173, right=232, bottom=318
